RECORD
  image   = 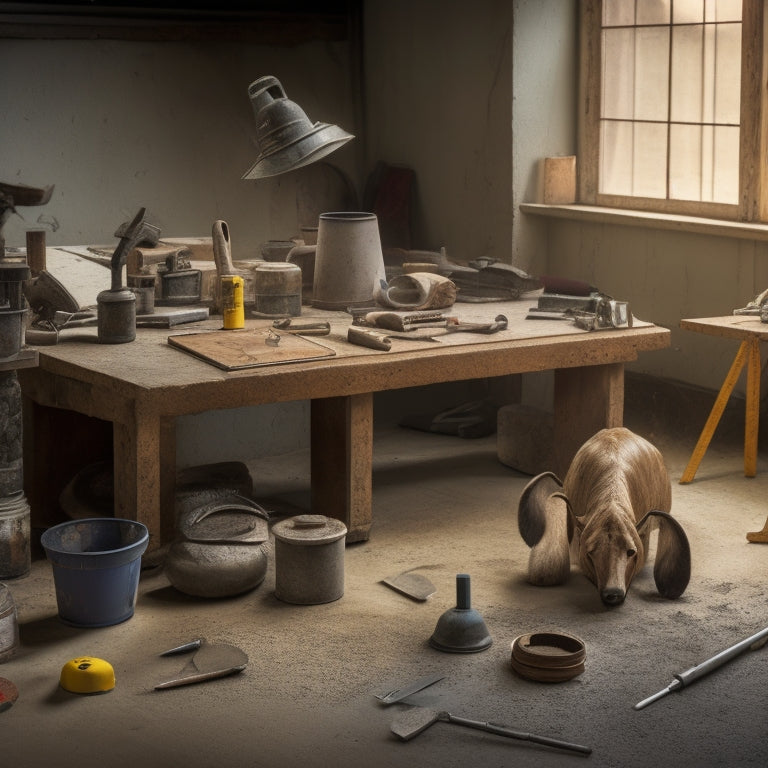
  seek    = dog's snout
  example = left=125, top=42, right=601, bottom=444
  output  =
left=601, top=587, right=626, bottom=606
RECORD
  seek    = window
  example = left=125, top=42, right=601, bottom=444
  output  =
left=579, top=0, right=767, bottom=221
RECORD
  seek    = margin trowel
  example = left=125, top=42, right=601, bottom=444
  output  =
left=154, top=641, right=248, bottom=690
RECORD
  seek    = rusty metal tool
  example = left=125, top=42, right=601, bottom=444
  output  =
left=272, top=318, right=330, bottom=335
left=391, top=706, right=592, bottom=755
left=109, top=208, right=161, bottom=292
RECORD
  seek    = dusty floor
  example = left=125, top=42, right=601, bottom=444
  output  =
left=2, top=397, right=768, bottom=768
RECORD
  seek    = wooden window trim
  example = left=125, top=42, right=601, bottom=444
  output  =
left=578, top=0, right=768, bottom=223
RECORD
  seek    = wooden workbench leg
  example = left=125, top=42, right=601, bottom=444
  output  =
left=112, top=407, right=176, bottom=551
left=552, top=363, right=624, bottom=479
left=680, top=340, right=749, bottom=484
left=311, top=393, right=373, bottom=543
left=744, top=337, right=761, bottom=478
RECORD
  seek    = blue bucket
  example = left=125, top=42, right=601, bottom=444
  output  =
left=41, top=518, right=149, bottom=627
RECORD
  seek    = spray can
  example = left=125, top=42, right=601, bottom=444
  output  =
left=221, top=275, right=244, bottom=329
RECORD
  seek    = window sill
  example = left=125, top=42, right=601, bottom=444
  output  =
left=520, top=203, right=768, bottom=242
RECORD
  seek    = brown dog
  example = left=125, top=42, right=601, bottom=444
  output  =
left=517, top=427, right=691, bottom=606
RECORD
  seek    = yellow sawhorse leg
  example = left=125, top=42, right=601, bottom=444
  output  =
left=680, top=338, right=760, bottom=484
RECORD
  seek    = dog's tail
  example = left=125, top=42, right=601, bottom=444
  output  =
left=518, top=472, right=571, bottom=585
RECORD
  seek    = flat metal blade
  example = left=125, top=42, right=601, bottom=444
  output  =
left=390, top=707, right=439, bottom=741
left=381, top=572, right=436, bottom=602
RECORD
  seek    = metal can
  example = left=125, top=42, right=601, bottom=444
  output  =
left=221, top=275, right=245, bottom=329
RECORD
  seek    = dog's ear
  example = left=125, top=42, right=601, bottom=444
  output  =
left=518, top=471, right=564, bottom=546
left=636, top=510, right=691, bottom=599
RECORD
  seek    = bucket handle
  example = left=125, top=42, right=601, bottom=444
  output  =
left=180, top=498, right=270, bottom=544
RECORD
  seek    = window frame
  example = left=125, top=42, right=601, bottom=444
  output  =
left=578, top=0, right=768, bottom=222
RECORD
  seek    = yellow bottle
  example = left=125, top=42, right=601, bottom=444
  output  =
left=221, top=275, right=244, bottom=329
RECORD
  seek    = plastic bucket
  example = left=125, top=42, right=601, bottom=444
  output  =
left=40, top=518, right=149, bottom=627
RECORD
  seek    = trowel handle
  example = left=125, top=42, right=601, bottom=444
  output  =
left=447, top=714, right=592, bottom=756
left=212, top=219, right=236, bottom=276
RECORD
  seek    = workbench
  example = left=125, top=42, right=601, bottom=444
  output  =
left=19, top=300, right=669, bottom=549
left=679, top=315, right=768, bottom=542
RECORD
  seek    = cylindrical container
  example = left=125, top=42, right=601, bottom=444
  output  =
left=127, top=274, right=156, bottom=315
left=312, top=212, right=386, bottom=309
left=0, top=492, right=30, bottom=579
left=273, top=514, right=346, bottom=604
left=0, top=309, right=26, bottom=359
left=221, top=275, right=245, bottom=329
left=0, top=371, right=23, bottom=498
left=253, top=262, right=302, bottom=316
left=0, top=583, right=19, bottom=663
left=40, top=518, right=149, bottom=627
left=97, top=289, right=136, bottom=344
left=300, top=226, right=318, bottom=246
left=26, top=229, right=47, bottom=276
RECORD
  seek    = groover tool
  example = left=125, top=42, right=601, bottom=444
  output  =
left=634, top=624, right=768, bottom=710
left=390, top=706, right=592, bottom=755
left=155, top=641, right=248, bottom=690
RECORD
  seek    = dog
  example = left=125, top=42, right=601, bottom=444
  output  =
left=517, top=427, right=691, bottom=606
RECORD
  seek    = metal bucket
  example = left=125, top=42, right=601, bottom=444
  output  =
left=41, top=518, right=149, bottom=627
left=312, top=212, right=386, bottom=310
left=272, top=514, right=346, bottom=604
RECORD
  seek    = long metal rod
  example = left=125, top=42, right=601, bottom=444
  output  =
left=634, top=625, right=768, bottom=710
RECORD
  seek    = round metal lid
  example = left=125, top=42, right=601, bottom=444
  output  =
left=272, top=514, right=347, bottom=545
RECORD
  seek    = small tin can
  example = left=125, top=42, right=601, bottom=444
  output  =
left=273, top=514, right=346, bottom=604
left=221, top=275, right=245, bottom=329
left=0, top=583, right=19, bottom=663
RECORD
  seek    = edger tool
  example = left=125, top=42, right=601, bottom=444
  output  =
left=390, top=706, right=592, bottom=755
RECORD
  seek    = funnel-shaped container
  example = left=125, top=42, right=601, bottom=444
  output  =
left=429, top=574, right=492, bottom=653
left=242, top=76, right=353, bottom=179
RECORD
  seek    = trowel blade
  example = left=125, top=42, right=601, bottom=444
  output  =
left=381, top=572, right=436, bottom=602
left=390, top=707, right=440, bottom=741
left=155, top=643, right=248, bottom=690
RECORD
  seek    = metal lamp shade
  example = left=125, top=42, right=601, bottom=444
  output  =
left=242, top=76, right=354, bottom=180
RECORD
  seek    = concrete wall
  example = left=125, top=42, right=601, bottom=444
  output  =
left=0, top=36, right=357, bottom=254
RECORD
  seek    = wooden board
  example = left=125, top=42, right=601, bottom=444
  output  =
left=167, top=328, right=335, bottom=370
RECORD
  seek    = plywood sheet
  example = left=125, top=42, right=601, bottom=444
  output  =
left=168, top=327, right=335, bottom=370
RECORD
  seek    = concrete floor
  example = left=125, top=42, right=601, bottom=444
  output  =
left=3, top=396, right=768, bottom=768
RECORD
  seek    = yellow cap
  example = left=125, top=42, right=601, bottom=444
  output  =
left=59, top=657, right=115, bottom=694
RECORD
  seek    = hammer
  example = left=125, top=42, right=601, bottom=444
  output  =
left=109, top=207, right=160, bottom=291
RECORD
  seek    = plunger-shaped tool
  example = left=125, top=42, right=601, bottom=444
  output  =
left=429, top=574, right=492, bottom=653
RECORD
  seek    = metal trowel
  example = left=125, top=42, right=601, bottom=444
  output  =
left=381, top=569, right=437, bottom=601
left=155, top=642, right=248, bottom=690
left=390, top=706, right=592, bottom=755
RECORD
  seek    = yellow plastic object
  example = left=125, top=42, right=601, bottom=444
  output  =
left=221, top=275, right=244, bottom=330
left=59, top=657, right=115, bottom=694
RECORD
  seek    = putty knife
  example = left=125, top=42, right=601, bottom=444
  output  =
left=381, top=570, right=436, bottom=602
